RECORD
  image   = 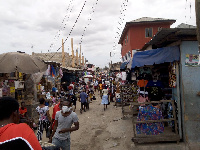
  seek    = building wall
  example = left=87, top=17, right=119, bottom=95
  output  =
left=179, top=41, right=200, bottom=144
left=121, top=23, right=171, bottom=57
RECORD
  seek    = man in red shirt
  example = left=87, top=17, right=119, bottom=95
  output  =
left=0, top=97, right=42, bottom=150
left=51, top=97, right=64, bottom=129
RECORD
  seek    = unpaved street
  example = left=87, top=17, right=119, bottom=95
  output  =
left=70, top=91, right=133, bottom=150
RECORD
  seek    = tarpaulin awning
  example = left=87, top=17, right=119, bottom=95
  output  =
left=131, top=46, right=180, bottom=69
left=120, top=62, right=128, bottom=70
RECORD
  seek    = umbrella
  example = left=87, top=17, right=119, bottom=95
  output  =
left=0, top=52, right=47, bottom=74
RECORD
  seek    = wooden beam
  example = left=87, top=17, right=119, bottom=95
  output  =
left=195, top=0, right=200, bottom=53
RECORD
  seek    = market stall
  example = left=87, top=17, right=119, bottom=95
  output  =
left=120, top=83, right=138, bottom=118
left=129, top=46, right=180, bottom=143
left=0, top=52, right=47, bottom=102
left=83, top=74, right=94, bottom=83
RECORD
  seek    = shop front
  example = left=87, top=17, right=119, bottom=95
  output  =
left=130, top=46, right=181, bottom=143
left=129, top=28, right=200, bottom=147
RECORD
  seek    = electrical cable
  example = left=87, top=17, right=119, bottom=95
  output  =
left=48, top=0, right=87, bottom=61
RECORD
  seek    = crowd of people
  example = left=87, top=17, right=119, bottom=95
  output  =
left=0, top=76, right=121, bottom=150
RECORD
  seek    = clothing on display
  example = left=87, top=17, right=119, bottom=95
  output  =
left=137, top=80, right=148, bottom=87
left=146, top=80, right=163, bottom=88
left=169, top=63, right=176, bottom=88
left=139, top=67, right=152, bottom=75
left=136, top=105, right=164, bottom=135
left=121, top=72, right=127, bottom=81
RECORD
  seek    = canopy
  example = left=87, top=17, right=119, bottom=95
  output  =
left=84, top=75, right=93, bottom=78
left=120, top=62, right=128, bottom=70
left=0, top=52, right=47, bottom=74
left=131, top=46, right=180, bottom=69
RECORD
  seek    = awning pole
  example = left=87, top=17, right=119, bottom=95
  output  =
left=195, top=0, right=200, bottom=53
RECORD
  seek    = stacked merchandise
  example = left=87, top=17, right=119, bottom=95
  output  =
left=136, top=105, right=164, bottom=135
left=120, top=84, right=138, bottom=117
left=120, top=84, right=137, bottom=103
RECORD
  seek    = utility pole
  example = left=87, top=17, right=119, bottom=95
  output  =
left=195, top=0, right=200, bottom=53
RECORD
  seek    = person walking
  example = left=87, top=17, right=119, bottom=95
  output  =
left=0, top=97, right=42, bottom=150
left=69, top=93, right=77, bottom=112
left=49, top=98, right=79, bottom=150
left=99, top=82, right=103, bottom=99
left=79, top=90, right=88, bottom=114
left=94, top=80, right=98, bottom=92
left=101, top=85, right=109, bottom=111
left=36, top=98, right=51, bottom=141
left=51, top=97, right=64, bottom=132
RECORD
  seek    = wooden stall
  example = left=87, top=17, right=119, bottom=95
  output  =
left=131, top=100, right=180, bottom=144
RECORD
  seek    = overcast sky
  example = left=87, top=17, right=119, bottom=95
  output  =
left=0, top=0, right=196, bottom=68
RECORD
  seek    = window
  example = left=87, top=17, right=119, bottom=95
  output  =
left=158, top=27, right=162, bottom=31
left=145, top=28, right=153, bottom=37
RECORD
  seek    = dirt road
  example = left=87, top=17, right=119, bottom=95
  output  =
left=41, top=91, right=134, bottom=149
left=70, top=91, right=134, bottom=150
left=40, top=91, right=188, bottom=150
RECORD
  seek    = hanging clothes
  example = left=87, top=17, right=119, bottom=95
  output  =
left=137, top=80, right=148, bottom=87
left=51, top=65, right=56, bottom=77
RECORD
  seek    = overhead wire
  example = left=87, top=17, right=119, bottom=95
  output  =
left=48, top=0, right=87, bottom=61
left=111, top=0, right=128, bottom=59
left=79, top=0, right=99, bottom=45
left=78, top=0, right=99, bottom=58
left=44, top=0, right=74, bottom=58
left=48, top=0, right=74, bottom=53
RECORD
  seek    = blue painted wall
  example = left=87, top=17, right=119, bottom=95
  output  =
left=180, top=41, right=200, bottom=143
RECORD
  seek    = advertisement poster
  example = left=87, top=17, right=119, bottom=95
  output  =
left=185, top=54, right=199, bottom=66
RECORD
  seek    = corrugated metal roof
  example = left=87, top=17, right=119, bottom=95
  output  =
left=32, top=52, right=71, bottom=67
left=130, top=17, right=175, bottom=23
left=141, top=28, right=197, bottom=50
left=176, top=23, right=196, bottom=29
left=118, top=17, right=176, bottom=44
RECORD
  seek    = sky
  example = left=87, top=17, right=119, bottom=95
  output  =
left=0, top=0, right=196, bottom=68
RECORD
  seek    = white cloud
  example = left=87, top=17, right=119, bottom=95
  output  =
left=0, top=0, right=196, bottom=68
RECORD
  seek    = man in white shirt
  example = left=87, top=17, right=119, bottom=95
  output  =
left=49, top=98, right=79, bottom=150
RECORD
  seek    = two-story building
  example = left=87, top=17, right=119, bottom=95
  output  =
left=118, top=17, right=176, bottom=61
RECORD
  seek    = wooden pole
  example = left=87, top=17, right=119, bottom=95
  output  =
left=195, top=0, right=200, bottom=53
left=71, top=38, right=75, bottom=67
left=82, top=55, right=84, bottom=67
left=76, top=46, right=78, bottom=67
left=62, top=39, right=65, bottom=68
left=79, top=45, right=82, bottom=66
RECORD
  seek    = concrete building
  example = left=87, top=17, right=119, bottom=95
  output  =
left=137, top=26, right=200, bottom=148
left=118, top=17, right=176, bottom=59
